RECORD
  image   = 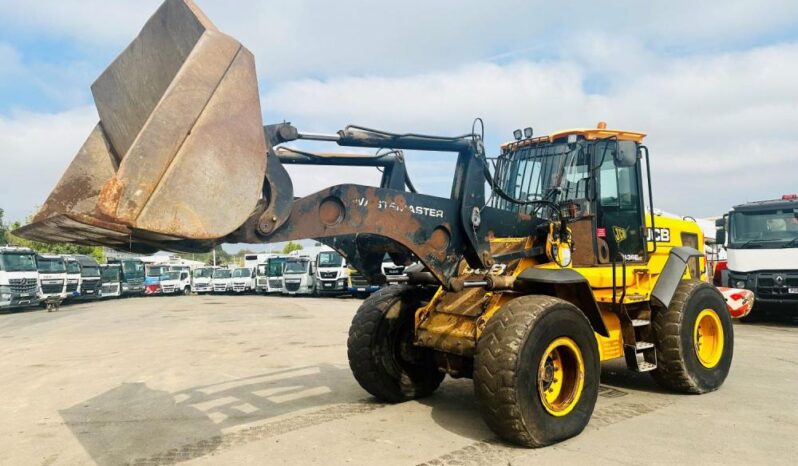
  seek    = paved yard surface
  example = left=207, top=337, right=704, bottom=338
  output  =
left=0, top=295, right=796, bottom=465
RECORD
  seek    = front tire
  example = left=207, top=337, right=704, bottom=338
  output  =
left=474, top=295, right=600, bottom=447
left=651, top=280, right=733, bottom=394
left=347, top=285, right=443, bottom=403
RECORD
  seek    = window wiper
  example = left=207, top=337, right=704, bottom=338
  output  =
left=737, top=239, right=763, bottom=249
left=782, top=237, right=798, bottom=248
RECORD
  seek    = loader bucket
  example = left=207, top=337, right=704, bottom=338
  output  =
left=15, top=0, right=267, bottom=252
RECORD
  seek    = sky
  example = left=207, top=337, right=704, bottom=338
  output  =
left=1, top=0, right=798, bottom=252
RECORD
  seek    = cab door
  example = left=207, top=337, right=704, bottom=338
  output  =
left=594, top=140, right=646, bottom=263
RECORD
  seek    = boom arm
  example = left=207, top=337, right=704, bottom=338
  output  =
left=228, top=123, right=541, bottom=287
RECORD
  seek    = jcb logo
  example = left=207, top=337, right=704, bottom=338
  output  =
left=463, top=263, right=507, bottom=276
left=646, top=227, right=671, bottom=243
left=612, top=226, right=628, bottom=242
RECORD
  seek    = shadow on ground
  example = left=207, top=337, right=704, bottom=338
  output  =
left=60, top=364, right=362, bottom=465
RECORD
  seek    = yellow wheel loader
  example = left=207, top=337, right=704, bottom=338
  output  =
left=16, top=0, right=734, bottom=447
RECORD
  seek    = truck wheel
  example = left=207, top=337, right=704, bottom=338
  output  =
left=651, top=280, right=733, bottom=394
left=347, top=285, right=443, bottom=403
left=474, top=296, right=599, bottom=447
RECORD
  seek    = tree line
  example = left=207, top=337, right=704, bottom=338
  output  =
left=1, top=208, right=302, bottom=266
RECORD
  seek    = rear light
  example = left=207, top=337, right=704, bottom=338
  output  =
left=713, top=260, right=728, bottom=286
left=782, top=193, right=798, bottom=200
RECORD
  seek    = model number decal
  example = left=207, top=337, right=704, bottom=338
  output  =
left=355, top=197, right=444, bottom=218
left=646, top=227, right=671, bottom=243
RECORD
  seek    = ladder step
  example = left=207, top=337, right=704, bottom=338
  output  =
left=635, top=341, right=655, bottom=351
left=636, top=361, right=657, bottom=372
left=632, top=319, right=650, bottom=327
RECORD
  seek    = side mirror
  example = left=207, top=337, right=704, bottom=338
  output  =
left=614, top=141, right=638, bottom=167
left=715, top=218, right=726, bottom=245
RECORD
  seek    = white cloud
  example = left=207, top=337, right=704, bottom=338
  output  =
left=0, top=106, right=98, bottom=223
left=263, top=42, right=798, bottom=217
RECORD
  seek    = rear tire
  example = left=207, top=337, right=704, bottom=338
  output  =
left=474, top=295, right=600, bottom=447
left=651, top=280, right=733, bottom=394
left=347, top=285, right=443, bottom=403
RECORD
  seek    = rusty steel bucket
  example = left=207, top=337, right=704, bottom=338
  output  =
left=15, top=0, right=267, bottom=252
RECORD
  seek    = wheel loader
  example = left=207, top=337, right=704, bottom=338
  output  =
left=15, top=0, right=734, bottom=447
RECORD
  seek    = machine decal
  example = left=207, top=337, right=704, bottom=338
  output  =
left=646, top=227, right=671, bottom=243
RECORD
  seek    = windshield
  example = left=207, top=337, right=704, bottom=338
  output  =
left=318, top=251, right=343, bottom=268
left=146, top=266, right=167, bottom=277
left=82, top=266, right=100, bottom=278
left=102, top=267, right=121, bottom=281
left=267, top=258, right=285, bottom=276
left=0, top=252, right=38, bottom=272
left=213, top=269, right=232, bottom=279
left=162, top=271, right=181, bottom=280
left=121, top=260, right=145, bottom=278
left=194, top=268, right=214, bottom=278
left=730, top=209, right=798, bottom=247
left=492, top=141, right=591, bottom=217
left=284, top=260, right=308, bottom=274
left=66, top=261, right=81, bottom=274
left=38, top=258, right=66, bottom=273
left=232, top=268, right=251, bottom=278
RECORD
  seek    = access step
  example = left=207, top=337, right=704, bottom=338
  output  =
left=631, top=319, right=650, bottom=327
left=635, top=341, right=655, bottom=350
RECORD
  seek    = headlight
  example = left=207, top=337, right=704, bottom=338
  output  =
left=735, top=280, right=746, bottom=288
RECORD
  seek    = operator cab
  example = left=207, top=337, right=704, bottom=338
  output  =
left=496, top=122, right=648, bottom=266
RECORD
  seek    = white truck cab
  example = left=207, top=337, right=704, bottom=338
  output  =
left=100, top=264, right=122, bottom=298
left=258, top=255, right=287, bottom=293
left=282, top=256, right=315, bottom=295
left=160, top=269, right=191, bottom=295
left=192, top=266, right=217, bottom=294
left=64, top=257, right=82, bottom=299
left=37, top=254, right=68, bottom=301
left=73, top=255, right=102, bottom=299
left=381, top=253, right=408, bottom=281
left=212, top=268, right=232, bottom=293
left=231, top=267, right=255, bottom=293
left=0, top=246, right=39, bottom=309
left=716, top=194, right=798, bottom=316
left=315, top=247, right=348, bottom=295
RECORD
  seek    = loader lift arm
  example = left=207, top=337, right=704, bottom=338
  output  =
left=231, top=123, right=543, bottom=287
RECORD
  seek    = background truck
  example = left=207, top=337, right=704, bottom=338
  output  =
left=244, top=253, right=270, bottom=270
left=64, top=256, right=82, bottom=299
left=347, top=266, right=380, bottom=299
left=15, top=0, right=737, bottom=448
left=715, top=193, right=798, bottom=317
left=211, top=268, right=232, bottom=293
left=282, top=256, right=315, bottom=296
left=315, top=247, right=348, bottom=296
left=0, top=246, right=39, bottom=309
left=72, top=255, right=101, bottom=300
left=100, top=264, right=122, bottom=298
left=258, top=255, right=287, bottom=293
left=143, top=264, right=169, bottom=295
left=160, top=269, right=191, bottom=294
left=230, top=267, right=255, bottom=293
left=36, top=254, right=68, bottom=302
left=106, top=257, right=145, bottom=296
left=192, top=266, right=216, bottom=294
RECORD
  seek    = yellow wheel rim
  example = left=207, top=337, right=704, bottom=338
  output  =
left=537, top=337, right=585, bottom=417
left=694, top=309, right=724, bottom=368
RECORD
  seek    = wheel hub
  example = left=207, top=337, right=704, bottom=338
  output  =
left=694, top=309, right=724, bottom=368
left=537, top=337, right=585, bottom=417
